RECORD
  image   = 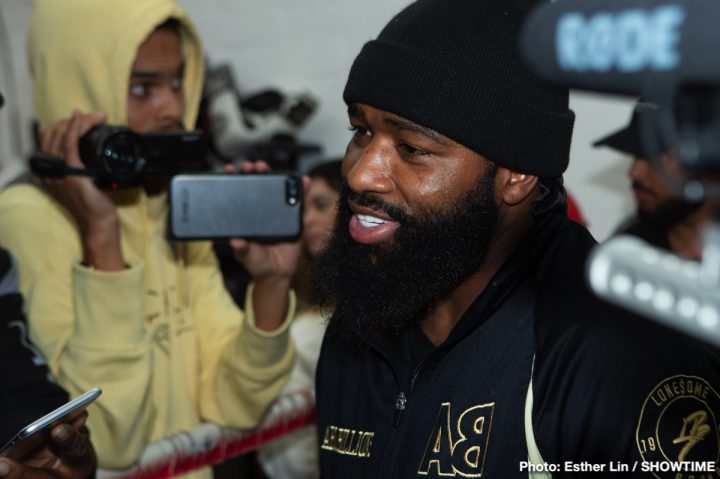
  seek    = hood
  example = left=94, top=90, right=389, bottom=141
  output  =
left=28, top=0, right=204, bottom=131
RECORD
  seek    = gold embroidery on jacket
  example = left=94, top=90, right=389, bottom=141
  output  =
left=636, top=375, right=720, bottom=479
left=417, top=402, right=495, bottom=477
left=321, top=425, right=375, bottom=458
left=672, top=410, right=711, bottom=462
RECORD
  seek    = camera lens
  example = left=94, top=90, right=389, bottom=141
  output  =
left=286, top=177, right=299, bottom=205
left=102, top=131, right=146, bottom=176
left=288, top=178, right=299, bottom=194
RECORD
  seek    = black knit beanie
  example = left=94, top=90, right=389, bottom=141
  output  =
left=343, top=0, right=575, bottom=177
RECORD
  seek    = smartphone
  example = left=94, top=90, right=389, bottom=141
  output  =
left=169, top=173, right=303, bottom=240
left=0, top=387, right=102, bottom=460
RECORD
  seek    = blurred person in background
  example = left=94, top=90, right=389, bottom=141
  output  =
left=595, top=101, right=714, bottom=258
left=0, top=0, right=299, bottom=476
left=257, top=160, right=341, bottom=479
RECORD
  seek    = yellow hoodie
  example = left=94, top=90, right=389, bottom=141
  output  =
left=28, top=0, right=203, bottom=130
left=0, top=0, right=295, bottom=475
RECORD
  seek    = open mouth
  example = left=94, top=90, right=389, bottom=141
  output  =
left=348, top=206, right=400, bottom=244
left=357, top=213, right=390, bottom=228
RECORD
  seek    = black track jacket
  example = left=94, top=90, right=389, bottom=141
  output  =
left=317, top=207, right=720, bottom=478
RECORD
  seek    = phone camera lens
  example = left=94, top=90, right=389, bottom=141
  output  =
left=286, top=178, right=299, bottom=205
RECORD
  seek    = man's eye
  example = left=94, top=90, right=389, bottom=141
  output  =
left=316, top=199, right=332, bottom=211
left=399, top=143, right=428, bottom=156
left=129, top=83, right=149, bottom=98
left=171, top=77, right=183, bottom=90
left=348, top=125, right=370, bottom=138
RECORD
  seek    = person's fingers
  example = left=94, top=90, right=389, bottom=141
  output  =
left=44, top=121, right=64, bottom=156
left=63, top=111, right=84, bottom=168
left=60, top=111, right=106, bottom=168
left=0, top=458, right=56, bottom=479
left=253, top=160, right=271, bottom=173
left=43, top=119, right=70, bottom=157
left=238, top=160, right=272, bottom=174
left=77, top=112, right=106, bottom=136
left=67, top=410, right=88, bottom=431
left=39, top=125, right=56, bottom=153
left=50, top=423, right=90, bottom=464
left=229, top=238, right=250, bottom=257
left=222, top=163, right=237, bottom=174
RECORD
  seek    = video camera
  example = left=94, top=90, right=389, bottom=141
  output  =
left=521, top=0, right=720, bottom=347
left=30, top=126, right=209, bottom=189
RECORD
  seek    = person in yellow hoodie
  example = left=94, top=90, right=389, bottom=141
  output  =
left=0, top=0, right=298, bottom=476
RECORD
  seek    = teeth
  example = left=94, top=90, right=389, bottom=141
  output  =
left=357, top=214, right=388, bottom=228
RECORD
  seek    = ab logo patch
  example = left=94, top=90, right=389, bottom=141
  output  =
left=417, top=402, right=495, bottom=477
left=636, top=375, right=720, bottom=479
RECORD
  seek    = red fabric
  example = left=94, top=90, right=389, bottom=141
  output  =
left=96, top=390, right=317, bottom=479
left=566, top=191, right=587, bottom=226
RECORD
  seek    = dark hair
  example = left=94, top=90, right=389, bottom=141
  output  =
left=293, top=160, right=343, bottom=312
left=308, top=160, right=342, bottom=194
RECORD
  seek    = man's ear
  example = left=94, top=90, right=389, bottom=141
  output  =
left=495, top=167, right=538, bottom=206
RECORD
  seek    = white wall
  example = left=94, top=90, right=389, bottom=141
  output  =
left=0, top=0, right=635, bottom=240
left=567, top=92, right=636, bottom=240
left=0, top=0, right=34, bottom=185
left=178, top=0, right=416, bottom=159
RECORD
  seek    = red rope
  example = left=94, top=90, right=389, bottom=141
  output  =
left=97, top=389, right=316, bottom=479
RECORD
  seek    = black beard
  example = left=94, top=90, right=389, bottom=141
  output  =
left=310, top=168, right=498, bottom=342
left=637, top=198, right=703, bottom=228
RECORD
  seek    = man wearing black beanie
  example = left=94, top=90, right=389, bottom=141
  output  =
left=312, top=0, right=720, bottom=477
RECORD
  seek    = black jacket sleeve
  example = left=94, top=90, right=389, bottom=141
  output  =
left=535, top=306, right=720, bottom=475
left=0, top=248, right=68, bottom=444
left=532, top=222, right=720, bottom=477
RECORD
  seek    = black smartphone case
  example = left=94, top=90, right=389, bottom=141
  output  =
left=169, top=174, right=303, bottom=240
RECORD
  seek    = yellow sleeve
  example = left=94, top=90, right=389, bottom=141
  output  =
left=0, top=185, right=155, bottom=469
left=183, top=241, right=295, bottom=428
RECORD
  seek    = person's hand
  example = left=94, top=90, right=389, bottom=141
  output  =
left=226, top=161, right=309, bottom=331
left=227, top=161, right=305, bottom=281
left=0, top=411, right=97, bottom=479
left=39, top=110, right=126, bottom=271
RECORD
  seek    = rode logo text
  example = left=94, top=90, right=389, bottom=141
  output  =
left=556, top=5, right=684, bottom=73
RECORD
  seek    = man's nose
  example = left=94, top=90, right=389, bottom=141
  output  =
left=304, top=209, right=318, bottom=230
left=629, top=156, right=651, bottom=181
left=344, top=141, right=394, bottom=195
left=156, top=85, right=184, bottom=130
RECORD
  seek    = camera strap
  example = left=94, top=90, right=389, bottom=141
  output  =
left=29, top=153, right=92, bottom=179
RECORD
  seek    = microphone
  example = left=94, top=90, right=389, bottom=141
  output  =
left=588, top=234, right=720, bottom=347
left=520, top=0, right=720, bottom=96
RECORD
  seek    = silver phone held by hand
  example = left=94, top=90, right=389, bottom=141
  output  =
left=0, top=387, right=102, bottom=460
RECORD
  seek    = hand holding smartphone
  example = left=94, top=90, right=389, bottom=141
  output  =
left=0, top=388, right=101, bottom=460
